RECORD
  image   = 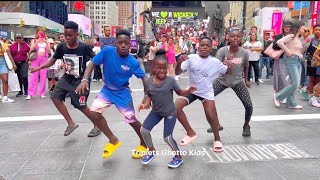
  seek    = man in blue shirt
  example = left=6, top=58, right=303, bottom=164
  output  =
left=76, top=29, right=149, bottom=159
left=99, top=26, right=116, bottom=50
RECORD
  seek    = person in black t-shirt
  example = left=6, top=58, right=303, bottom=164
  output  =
left=31, top=21, right=101, bottom=137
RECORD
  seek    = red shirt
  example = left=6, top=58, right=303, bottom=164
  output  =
left=9, top=42, right=30, bottom=62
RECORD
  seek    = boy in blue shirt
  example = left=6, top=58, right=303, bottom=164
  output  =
left=76, top=29, right=148, bottom=159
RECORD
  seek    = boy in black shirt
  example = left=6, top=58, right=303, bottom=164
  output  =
left=31, top=21, right=101, bottom=137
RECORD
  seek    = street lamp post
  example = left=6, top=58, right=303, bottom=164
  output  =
left=299, top=1, right=302, bottom=20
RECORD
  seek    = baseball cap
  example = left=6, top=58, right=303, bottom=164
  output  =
left=283, top=21, right=292, bottom=27
left=16, top=33, right=23, bottom=38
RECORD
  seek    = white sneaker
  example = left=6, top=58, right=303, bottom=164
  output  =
left=288, top=105, right=302, bottom=109
left=0, top=95, right=2, bottom=100
left=26, top=95, right=31, bottom=100
left=273, top=94, right=280, bottom=107
left=281, top=99, right=286, bottom=104
left=174, top=76, right=179, bottom=80
left=250, top=78, right=253, bottom=82
left=258, top=79, right=264, bottom=83
left=92, top=79, right=97, bottom=82
left=2, top=96, right=14, bottom=103
left=40, top=95, right=46, bottom=99
left=309, top=97, right=320, bottom=108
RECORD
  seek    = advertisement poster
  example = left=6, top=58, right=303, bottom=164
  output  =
left=130, top=40, right=138, bottom=48
left=111, top=26, right=123, bottom=37
left=311, top=1, right=318, bottom=28
left=68, top=14, right=91, bottom=36
left=139, top=14, right=144, bottom=35
left=271, top=11, right=283, bottom=35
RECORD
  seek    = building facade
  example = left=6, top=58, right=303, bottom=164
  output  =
left=245, top=1, right=261, bottom=30
left=29, top=1, right=68, bottom=25
left=116, top=1, right=133, bottom=27
left=0, top=1, right=68, bottom=40
left=89, top=1, right=118, bottom=35
left=224, top=1, right=244, bottom=28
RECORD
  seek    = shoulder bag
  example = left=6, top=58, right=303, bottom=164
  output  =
left=264, top=43, right=284, bottom=60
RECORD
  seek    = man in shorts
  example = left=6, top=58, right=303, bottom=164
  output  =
left=75, top=29, right=148, bottom=159
left=31, top=21, right=101, bottom=137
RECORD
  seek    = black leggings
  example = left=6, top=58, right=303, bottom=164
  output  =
left=248, top=61, right=259, bottom=82
left=213, top=81, right=253, bottom=122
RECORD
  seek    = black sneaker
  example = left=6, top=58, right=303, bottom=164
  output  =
left=242, top=127, right=251, bottom=137
left=207, top=126, right=224, bottom=133
left=16, top=92, right=23, bottom=97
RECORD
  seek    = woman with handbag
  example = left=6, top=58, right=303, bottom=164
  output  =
left=243, top=32, right=263, bottom=85
left=272, top=21, right=292, bottom=98
left=274, top=20, right=306, bottom=109
left=26, top=27, right=50, bottom=100
left=0, top=37, right=17, bottom=103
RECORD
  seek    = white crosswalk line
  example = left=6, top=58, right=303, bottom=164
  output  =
left=251, top=113, right=320, bottom=121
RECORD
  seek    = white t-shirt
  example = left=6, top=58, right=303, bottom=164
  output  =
left=181, top=54, right=228, bottom=100
left=243, top=41, right=262, bottom=61
left=181, top=24, right=186, bottom=31
left=92, top=46, right=101, bottom=55
left=49, top=49, right=61, bottom=70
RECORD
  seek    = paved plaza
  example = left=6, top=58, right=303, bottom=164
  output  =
left=0, top=73, right=320, bottom=180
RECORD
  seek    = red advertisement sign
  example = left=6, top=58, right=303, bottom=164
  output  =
left=111, top=26, right=123, bottom=37
left=139, top=14, right=144, bottom=35
left=311, top=1, right=319, bottom=28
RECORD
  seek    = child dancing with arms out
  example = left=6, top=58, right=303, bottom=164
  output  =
left=138, top=49, right=196, bottom=168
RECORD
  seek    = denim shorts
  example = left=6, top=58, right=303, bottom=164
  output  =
left=0, top=57, right=9, bottom=74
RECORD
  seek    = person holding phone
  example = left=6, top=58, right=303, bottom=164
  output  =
left=27, top=27, right=50, bottom=100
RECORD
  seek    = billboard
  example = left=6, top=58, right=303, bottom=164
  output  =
left=311, top=1, right=320, bottom=28
left=271, top=11, right=283, bottom=35
left=111, top=26, right=123, bottom=37
left=293, top=1, right=310, bottom=10
left=150, top=7, right=206, bottom=26
left=0, top=31, right=9, bottom=38
left=0, top=1, right=24, bottom=12
left=68, top=14, right=91, bottom=36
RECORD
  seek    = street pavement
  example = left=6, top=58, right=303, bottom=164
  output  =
left=0, top=72, right=320, bottom=180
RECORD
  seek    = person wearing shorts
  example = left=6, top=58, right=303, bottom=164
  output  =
left=76, top=29, right=149, bottom=159
left=175, top=37, right=231, bottom=152
left=31, top=21, right=101, bottom=137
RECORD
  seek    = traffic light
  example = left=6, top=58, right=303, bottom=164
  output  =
left=20, top=19, right=24, bottom=27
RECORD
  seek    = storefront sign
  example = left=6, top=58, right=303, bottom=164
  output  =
left=130, top=40, right=138, bottom=48
left=111, top=26, right=123, bottom=37
left=0, top=31, right=8, bottom=38
left=73, top=1, right=85, bottom=11
left=151, top=7, right=205, bottom=25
